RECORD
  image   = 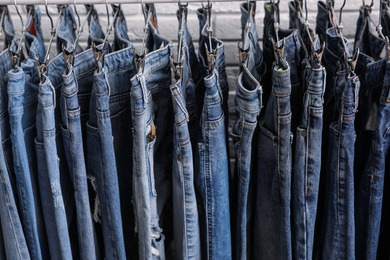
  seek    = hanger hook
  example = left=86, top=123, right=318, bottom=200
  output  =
left=105, top=0, right=110, bottom=32
left=74, top=0, right=81, bottom=29
left=45, top=0, right=54, bottom=30
left=305, top=0, right=308, bottom=22
left=339, top=0, right=346, bottom=26
left=14, top=0, right=24, bottom=30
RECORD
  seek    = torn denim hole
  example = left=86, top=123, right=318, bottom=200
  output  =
left=151, top=223, right=164, bottom=257
left=89, top=176, right=101, bottom=223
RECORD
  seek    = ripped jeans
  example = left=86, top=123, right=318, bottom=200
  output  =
left=131, top=71, right=166, bottom=260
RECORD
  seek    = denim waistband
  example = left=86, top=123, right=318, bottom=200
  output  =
left=326, top=27, right=352, bottom=58
left=236, top=66, right=262, bottom=113
left=25, top=6, right=46, bottom=61
left=62, top=64, right=78, bottom=98
left=38, top=75, right=56, bottom=109
left=204, top=70, right=223, bottom=104
left=316, top=0, right=332, bottom=41
left=240, top=2, right=259, bottom=48
left=113, top=11, right=131, bottom=51
left=307, top=65, right=326, bottom=94
left=88, top=7, right=105, bottom=45
left=355, top=7, right=385, bottom=59
left=57, top=5, right=82, bottom=55
left=272, top=64, right=292, bottom=96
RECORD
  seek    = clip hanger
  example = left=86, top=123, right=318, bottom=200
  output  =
left=238, top=41, right=251, bottom=68
left=35, top=2, right=63, bottom=81
left=134, top=0, right=153, bottom=73
left=8, top=0, right=32, bottom=68
left=93, top=0, right=120, bottom=72
left=171, top=2, right=187, bottom=81
left=63, top=0, right=93, bottom=74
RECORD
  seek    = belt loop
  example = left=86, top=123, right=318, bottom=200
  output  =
left=215, top=70, right=223, bottom=104
left=137, top=72, right=148, bottom=108
left=353, top=75, right=360, bottom=112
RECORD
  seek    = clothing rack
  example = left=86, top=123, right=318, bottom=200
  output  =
left=2, top=0, right=269, bottom=5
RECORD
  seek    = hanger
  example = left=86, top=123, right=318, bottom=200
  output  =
left=35, top=1, right=64, bottom=82
left=170, top=1, right=187, bottom=81
left=134, top=0, right=152, bottom=73
left=203, top=0, right=218, bottom=73
left=337, top=0, right=359, bottom=76
left=92, top=0, right=120, bottom=73
left=63, top=0, right=93, bottom=74
left=237, top=0, right=256, bottom=68
left=8, top=0, right=32, bottom=68
left=269, top=0, right=287, bottom=69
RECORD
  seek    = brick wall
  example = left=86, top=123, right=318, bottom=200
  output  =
left=0, top=0, right=378, bottom=160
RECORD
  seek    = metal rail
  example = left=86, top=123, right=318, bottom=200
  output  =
left=2, top=0, right=268, bottom=5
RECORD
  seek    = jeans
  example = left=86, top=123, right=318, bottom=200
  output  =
left=196, top=70, right=231, bottom=260
left=35, top=6, right=83, bottom=259
left=35, top=75, right=73, bottom=260
left=7, top=6, right=49, bottom=259
left=355, top=59, right=390, bottom=260
left=0, top=48, right=31, bottom=260
left=170, top=81, right=201, bottom=260
left=171, top=8, right=201, bottom=260
left=85, top=10, right=134, bottom=260
left=130, top=41, right=173, bottom=259
left=322, top=72, right=359, bottom=260
left=61, top=64, right=97, bottom=260
left=291, top=65, right=326, bottom=260
left=253, top=63, right=292, bottom=260
left=232, top=3, right=263, bottom=260
left=263, top=2, right=301, bottom=133
left=7, top=66, right=43, bottom=260
left=232, top=67, right=262, bottom=260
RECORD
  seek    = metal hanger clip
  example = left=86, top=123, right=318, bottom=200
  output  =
left=237, top=41, right=251, bottom=68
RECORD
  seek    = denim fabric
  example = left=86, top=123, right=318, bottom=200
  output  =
left=240, top=2, right=263, bottom=79
left=1, top=6, right=14, bottom=50
left=263, top=2, right=301, bottom=133
left=86, top=5, right=106, bottom=48
left=60, top=64, right=97, bottom=260
left=196, top=69, right=231, bottom=260
left=170, top=81, right=200, bottom=260
left=355, top=59, right=390, bottom=260
left=291, top=65, right=326, bottom=260
left=353, top=6, right=385, bottom=192
left=315, top=1, right=333, bottom=43
left=6, top=6, right=49, bottom=260
left=7, top=66, right=43, bottom=260
left=25, top=6, right=46, bottom=62
left=86, top=14, right=135, bottom=256
left=0, top=46, right=31, bottom=260
left=137, top=7, right=175, bottom=257
left=254, top=63, right=292, bottom=260
left=35, top=6, right=84, bottom=259
left=130, top=44, right=174, bottom=260
left=130, top=7, right=173, bottom=258
left=288, top=1, right=299, bottom=30
left=196, top=7, right=230, bottom=161
left=232, top=4, right=263, bottom=260
left=322, top=72, right=359, bottom=260
left=171, top=8, right=201, bottom=260
left=232, top=67, right=261, bottom=260
left=176, top=7, right=199, bottom=163
left=35, top=75, right=73, bottom=260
